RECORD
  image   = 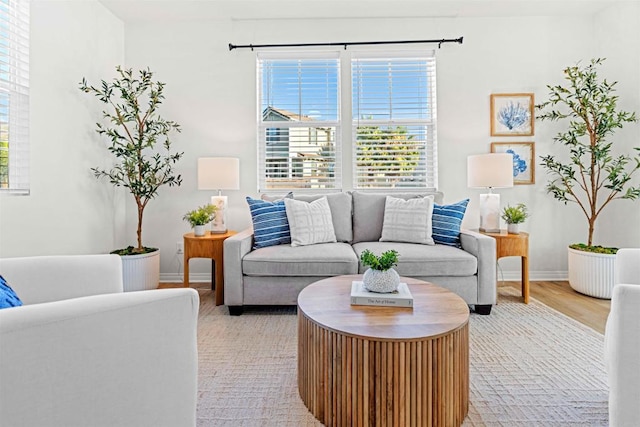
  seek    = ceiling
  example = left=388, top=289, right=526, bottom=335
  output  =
left=99, top=0, right=625, bottom=23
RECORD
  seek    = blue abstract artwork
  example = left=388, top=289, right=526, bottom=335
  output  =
left=491, top=94, right=534, bottom=136
left=506, top=149, right=527, bottom=177
left=498, top=102, right=530, bottom=131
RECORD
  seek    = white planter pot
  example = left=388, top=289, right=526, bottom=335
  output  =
left=363, top=268, right=400, bottom=293
left=507, top=223, right=520, bottom=234
left=194, top=225, right=206, bottom=236
left=567, top=247, right=616, bottom=299
left=121, top=250, right=160, bottom=292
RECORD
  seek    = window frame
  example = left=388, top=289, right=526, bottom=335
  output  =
left=0, top=0, right=30, bottom=195
left=256, top=49, right=437, bottom=193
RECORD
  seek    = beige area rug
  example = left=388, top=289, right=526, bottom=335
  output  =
left=196, top=286, right=608, bottom=426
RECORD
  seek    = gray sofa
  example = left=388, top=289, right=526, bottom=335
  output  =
left=224, top=191, right=497, bottom=315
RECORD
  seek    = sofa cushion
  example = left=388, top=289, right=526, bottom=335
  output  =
left=432, top=199, right=469, bottom=247
left=351, top=191, right=444, bottom=243
left=285, top=197, right=337, bottom=247
left=243, top=242, right=358, bottom=276
left=352, top=242, right=477, bottom=277
left=0, top=275, right=22, bottom=309
left=246, top=197, right=291, bottom=249
left=293, top=192, right=353, bottom=243
left=380, top=195, right=435, bottom=245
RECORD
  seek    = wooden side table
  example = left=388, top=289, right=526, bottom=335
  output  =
left=479, top=230, right=530, bottom=304
left=183, top=230, right=236, bottom=306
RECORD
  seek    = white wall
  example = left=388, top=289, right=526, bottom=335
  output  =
left=122, top=9, right=640, bottom=282
left=0, top=1, right=125, bottom=257
left=3, top=2, right=639, bottom=283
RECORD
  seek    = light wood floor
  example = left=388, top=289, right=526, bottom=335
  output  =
left=164, top=280, right=612, bottom=334
left=500, top=280, right=610, bottom=334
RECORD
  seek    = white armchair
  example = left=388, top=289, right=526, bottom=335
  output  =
left=605, top=248, right=640, bottom=427
left=0, top=255, right=199, bottom=427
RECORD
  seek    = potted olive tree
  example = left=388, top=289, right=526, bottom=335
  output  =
left=80, top=66, right=183, bottom=291
left=536, top=58, right=640, bottom=298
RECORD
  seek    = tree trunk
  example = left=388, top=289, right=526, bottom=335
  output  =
left=588, top=217, right=595, bottom=246
left=136, top=203, right=144, bottom=252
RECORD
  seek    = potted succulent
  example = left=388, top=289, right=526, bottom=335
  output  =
left=360, top=249, right=400, bottom=293
left=80, top=66, right=183, bottom=291
left=536, top=58, right=640, bottom=298
left=183, top=204, right=217, bottom=236
left=501, top=203, right=529, bottom=234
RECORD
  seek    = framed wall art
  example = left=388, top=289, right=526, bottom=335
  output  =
left=491, top=142, right=535, bottom=185
left=490, top=93, right=535, bottom=136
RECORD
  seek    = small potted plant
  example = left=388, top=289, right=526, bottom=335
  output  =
left=501, top=203, right=529, bottom=234
left=360, top=249, right=400, bottom=293
left=183, top=204, right=217, bottom=236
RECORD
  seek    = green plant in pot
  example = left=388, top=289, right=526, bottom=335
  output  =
left=536, top=58, right=640, bottom=298
left=183, top=204, right=217, bottom=236
left=501, top=203, right=529, bottom=235
left=80, top=66, right=183, bottom=291
left=360, top=249, right=400, bottom=293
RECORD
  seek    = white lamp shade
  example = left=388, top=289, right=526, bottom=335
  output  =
left=467, top=153, right=514, bottom=189
left=197, top=157, right=240, bottom=190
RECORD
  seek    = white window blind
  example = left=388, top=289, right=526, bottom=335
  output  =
left=352, top=52, right=437, bottom=190
left=257, top=52, right=340, bottom=191
left=0, top=0, right=29, bottom=194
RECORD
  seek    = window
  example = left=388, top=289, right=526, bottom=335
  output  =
left=257, top=53, right=340, bottom=191
left=0, top=0, right=29, bottom=194
left=352, top=52, right=436, bottom=190
left=257, top=50, right=436, bottom=192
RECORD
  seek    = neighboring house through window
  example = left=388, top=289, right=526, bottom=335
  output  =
left=0, top=0, right=29, bottom=194
left=257, top=50, right=436, bottom=192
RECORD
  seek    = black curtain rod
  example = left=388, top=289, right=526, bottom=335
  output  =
left=228, top=37, right=463, bottom=51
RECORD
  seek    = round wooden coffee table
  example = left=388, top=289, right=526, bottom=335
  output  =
left=297, top=275, right=470, bottom=427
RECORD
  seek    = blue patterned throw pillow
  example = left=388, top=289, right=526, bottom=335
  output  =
left=0, top=274, right=23, bottom=309
left=246, top=197, right=291, bottom=249
left=432, top=199, right=469, bottom=247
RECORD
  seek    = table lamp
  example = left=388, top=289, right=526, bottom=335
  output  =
left=197, top=157, right=240, bottom=234
left=467, top=153, right=513, bottom=232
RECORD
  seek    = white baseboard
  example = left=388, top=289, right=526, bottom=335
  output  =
left=161, top=271, right=569, bottom=283
left=160, top=273, right=212, bottom=283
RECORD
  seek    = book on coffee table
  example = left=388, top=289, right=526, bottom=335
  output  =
left=350, top=281, right=413, bottom=308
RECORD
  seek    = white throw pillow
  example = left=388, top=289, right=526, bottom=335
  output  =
left=380, top=195, right=435, bottom=245
left=284, top=197, right=337, bottom=247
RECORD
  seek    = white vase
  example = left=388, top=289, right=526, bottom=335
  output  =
left=362, top=268, right=400, bottom=293
left=567, top=247, right=616, bottom=299
left=194, top=225, right=206, bottom=236
left=120, top=250, right=160, bottom=292
left=507, top=223, right=519, bottom=234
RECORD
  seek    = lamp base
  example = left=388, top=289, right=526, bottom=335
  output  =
left=479, top=193, right=501, bottom=233
left=210, top=195, right=228, bottom=234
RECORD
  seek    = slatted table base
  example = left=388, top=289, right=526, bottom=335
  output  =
left=298, top=313, right=469, bottom=427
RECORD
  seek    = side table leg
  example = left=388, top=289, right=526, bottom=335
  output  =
left=214, top=258, right=224, bottom=306
left=522, top=256, right=529, bottom=304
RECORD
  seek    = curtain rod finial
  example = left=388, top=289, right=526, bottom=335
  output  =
left=228, top=43, right=235, bottom=51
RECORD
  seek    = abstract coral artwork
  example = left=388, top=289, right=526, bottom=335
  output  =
left=490, top=93, right=535, bottom=136
left=491, top=142, right=535, bottom=184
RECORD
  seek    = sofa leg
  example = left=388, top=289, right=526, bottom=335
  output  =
left=228, top=306, right=244, bottom=316
left=475, top=304, right=492, bottom=315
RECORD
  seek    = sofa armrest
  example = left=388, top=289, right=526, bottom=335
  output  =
left=0, top=288, right=199, bottom=427
left=224, top=227, right=254, bottom=306
left=0, top=254, right=123, bottom=305
left=459, top=230, right=497, bottom=305
left=605, top=284, right=640, bottom=427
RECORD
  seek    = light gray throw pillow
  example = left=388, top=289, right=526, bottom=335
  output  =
left=380, top=195, right=435, bottom=245
left=284, top=197, right=337, bottom=247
